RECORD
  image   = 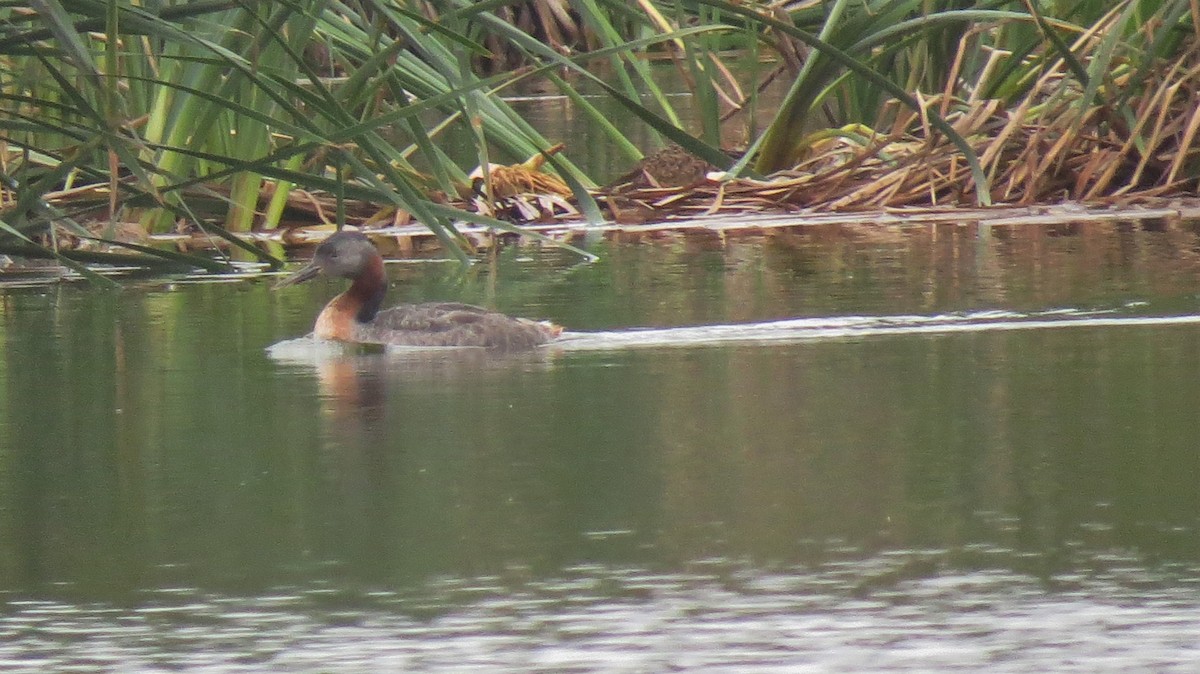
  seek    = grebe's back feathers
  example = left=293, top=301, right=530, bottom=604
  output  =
left=361, top=302, right=561, bottom=349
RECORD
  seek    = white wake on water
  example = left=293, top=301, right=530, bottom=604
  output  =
left=548, top=308, right=1200, bottom=350
left=267, top=307, right=1200, bottom=361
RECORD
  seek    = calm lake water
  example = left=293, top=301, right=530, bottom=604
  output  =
left=4, top=218, right=1200, bottom=671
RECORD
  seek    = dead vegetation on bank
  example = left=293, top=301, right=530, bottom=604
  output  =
left=6, top=0, right=1200, bottom=267
left=27, top=47, right=1200, bottom=254
left=43, top=42, right=1200, bottom=247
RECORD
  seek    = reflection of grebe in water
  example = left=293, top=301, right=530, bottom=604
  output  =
left=274, top=231, right=563, bottom=349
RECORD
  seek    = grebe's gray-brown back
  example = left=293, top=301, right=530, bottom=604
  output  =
left=275, top=231, right=562, bottom=349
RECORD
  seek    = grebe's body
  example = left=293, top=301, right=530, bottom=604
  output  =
left=276, top=231, right=561, bottom=350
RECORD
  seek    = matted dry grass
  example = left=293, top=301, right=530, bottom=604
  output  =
left=602, top=57, right=1200, bottom=221
left=258, top=54, right=1200, bottom=233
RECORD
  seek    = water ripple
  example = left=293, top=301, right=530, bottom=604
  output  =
left=3, top=563, right=1200, bottom=672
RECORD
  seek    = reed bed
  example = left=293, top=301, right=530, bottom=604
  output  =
left=0, top=0, right=1197, bottom=270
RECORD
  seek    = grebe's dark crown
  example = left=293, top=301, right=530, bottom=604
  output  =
left=274, top=230, right=381, bottom=288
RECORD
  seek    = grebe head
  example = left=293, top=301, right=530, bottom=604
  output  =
left=274, top=231, right=381, bottom=288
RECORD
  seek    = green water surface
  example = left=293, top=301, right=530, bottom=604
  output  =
left=2, top=219, right=1200, bottom=671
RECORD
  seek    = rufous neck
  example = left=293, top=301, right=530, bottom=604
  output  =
left=346, top=254, right=386, bottom=323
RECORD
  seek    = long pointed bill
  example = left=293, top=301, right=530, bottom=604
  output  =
left=273, top=261, right=323, bottom=289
